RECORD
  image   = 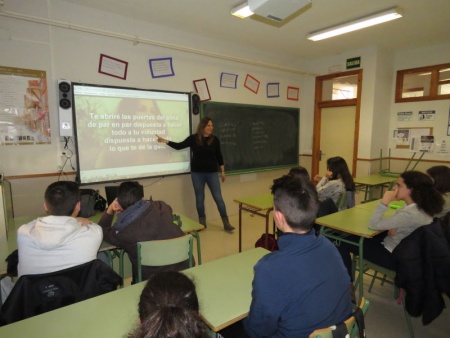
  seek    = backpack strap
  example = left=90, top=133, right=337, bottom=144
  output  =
left=353, top=307, right=366, bottom=338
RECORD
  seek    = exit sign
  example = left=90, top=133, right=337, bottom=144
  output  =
left=346, top=57, right=361, bottom=69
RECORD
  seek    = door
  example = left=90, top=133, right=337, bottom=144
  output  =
left=312, top=70, right=362, bottom=177
left=319, top=106, right=356, bottom=175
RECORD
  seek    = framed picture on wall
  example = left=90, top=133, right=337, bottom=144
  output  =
left=98, top=54, right=128, bottom=80
left=193, top=78, right=211, bottom=101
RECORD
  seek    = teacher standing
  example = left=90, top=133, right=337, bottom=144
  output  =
left=157, top=117, right=235, bottom=233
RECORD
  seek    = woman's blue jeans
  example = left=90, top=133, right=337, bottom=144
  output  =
left=191, top=172, right=228, bottom=218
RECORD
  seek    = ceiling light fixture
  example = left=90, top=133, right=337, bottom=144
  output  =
left=307, top=7, right=403, bottom=41
left=230, top=2, right=254, bottom=19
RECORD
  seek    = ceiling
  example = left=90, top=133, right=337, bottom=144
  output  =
left=61, top=0, right=450, bottom=61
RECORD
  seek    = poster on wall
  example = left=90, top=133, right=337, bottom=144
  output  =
left=0, top=66, right=51, bottom=145
left=418, top=110, right=435, bottom=121
left=410, top=135, right=434, bottom=152
left=396, top=111, right=413, bottom=122
left=435, top=139, right=448, bottom=155
left=393, top=127, right=432, bottom=149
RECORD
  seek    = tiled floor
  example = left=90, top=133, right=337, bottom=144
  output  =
left=197, top=213, right=450, bottom=338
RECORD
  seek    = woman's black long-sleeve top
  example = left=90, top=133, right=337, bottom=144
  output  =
left=167, top=134, right=224, bottom=173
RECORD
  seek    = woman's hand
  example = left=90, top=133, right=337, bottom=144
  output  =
left=313, top=174, right=322, bottom=183
left=381, top=186, right=398, bottom=205
left=156, top=135, right=168, bottom=144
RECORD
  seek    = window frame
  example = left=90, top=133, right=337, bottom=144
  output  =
left=395, top=62, right=450, bottom=102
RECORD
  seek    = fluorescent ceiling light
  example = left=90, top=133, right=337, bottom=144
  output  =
left=231, top=2, right=254, bottom=19
left=307, top=7, right=403, bottom=41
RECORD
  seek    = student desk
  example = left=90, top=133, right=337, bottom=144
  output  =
left=184, top=247, right=269, bottom=332
left=234, top=193, right=273, bottom=252
left=316, top=204, right=390, bottom=300
left=0, top=247, right=269, bottom=337
left=354, top=174, right=396, bottom=202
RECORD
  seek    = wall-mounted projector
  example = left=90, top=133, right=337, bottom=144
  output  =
left=249, top=0, right=312, bottom=22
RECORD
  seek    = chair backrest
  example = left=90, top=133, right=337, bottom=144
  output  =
left=0, top=259, right=122, bottom=326
left=309, top=297, right=369, bottom=338
left=136, top=235, right=193, bottom=283
left=337, top=191, right=356, bottom=211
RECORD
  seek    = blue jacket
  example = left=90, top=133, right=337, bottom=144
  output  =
left=244, top=230, right=352, bottom=338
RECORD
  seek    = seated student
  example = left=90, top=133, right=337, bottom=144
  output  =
left=288, top=166, right=337, bottom=233
left=18, top=181, right=103, bottom=275
left=1, top=181, right=103, bottom=301
left=243, top=175, right=352, bottom=338
left=426, top=165, right=450, bottom=217
left=288, top=166, right=311, bottom=182
left=98, top=181, right=187, bottom=283
left=128, top=271, right=210, bottom=338
left=314, top=156, right=355, bottom=206
left=337, top=171, right=444, bottom=281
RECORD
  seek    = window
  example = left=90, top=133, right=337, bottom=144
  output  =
left=322, top=74, right=358, bottom=101
left=395, top=63, right=450, bottom=102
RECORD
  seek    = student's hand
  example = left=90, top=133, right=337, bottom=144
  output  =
left=76, top=217, right=92, bottom=226
left=313, top=175, right=322, bottom=182
left=381, top=188, right=397, bottom=205
left=156, top=135, right=168, bottom=144
left=106, top=199, right=123, bottom=215
left=220, top=172, right=226, bottom=182
left=388, top=229, right=397, bottom=236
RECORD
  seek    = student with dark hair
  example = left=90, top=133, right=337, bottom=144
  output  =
left=0, top=181, right=103, bottom=302
left=98, top=181, right=187, bottom=283
left=426, top=165, right=450, bottom=217
left=337, top=170, right=444, bottom=281
left=128, top=271, right=210, bottom=338
left=243, top=175, right=352, bottom=338
left=314, top=156, right=355, bottom=205
left=18, top=181, right=102, bottom=276
left=288, top=166, right=311, bottom=182
left=157, top=117, right=234, bottom=232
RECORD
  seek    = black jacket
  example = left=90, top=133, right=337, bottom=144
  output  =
left=0, top=259, right=122, bottom=326
left=392, top=217, right=450, bottom=325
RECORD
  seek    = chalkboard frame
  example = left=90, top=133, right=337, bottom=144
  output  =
left=201, top=101, right=300, bottom=175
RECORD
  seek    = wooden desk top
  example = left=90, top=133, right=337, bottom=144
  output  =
left=0, top=248, right=269, bottom=337
left=316, top=201, right=397, bottom=238
left=316, top=208, right=382, bottom=238
left=184, top=247, right=269, bottom=332
left=234, top=193, right=273, bottom=210
left=354, top=174, right=396, bottom=186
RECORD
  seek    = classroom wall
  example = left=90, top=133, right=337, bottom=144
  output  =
left=0, top=0, right=305, bottom=219
left=1, top=0, right=449, bottom=219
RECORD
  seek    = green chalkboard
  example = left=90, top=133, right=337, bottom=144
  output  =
left=201, top=101, right=299, bottom=174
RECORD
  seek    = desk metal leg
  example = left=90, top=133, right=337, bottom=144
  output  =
left=238, top=203, right=243, bottom=252
left=264, top=209, right=271, bottom=248
left=357, top=236, right=365, bottom=301
left=191, top=230, right=202, bottom=265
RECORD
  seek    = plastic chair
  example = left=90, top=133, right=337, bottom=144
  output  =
left=337, top=191, right=356, bottom=211
left=309, top=297, right=369, bottom=338
left=354, top=260, right=414, bottom=338
left=136, top=234, right=194, bottom=283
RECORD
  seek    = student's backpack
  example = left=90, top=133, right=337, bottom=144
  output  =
left=255, top=233, right=278, bottom=252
